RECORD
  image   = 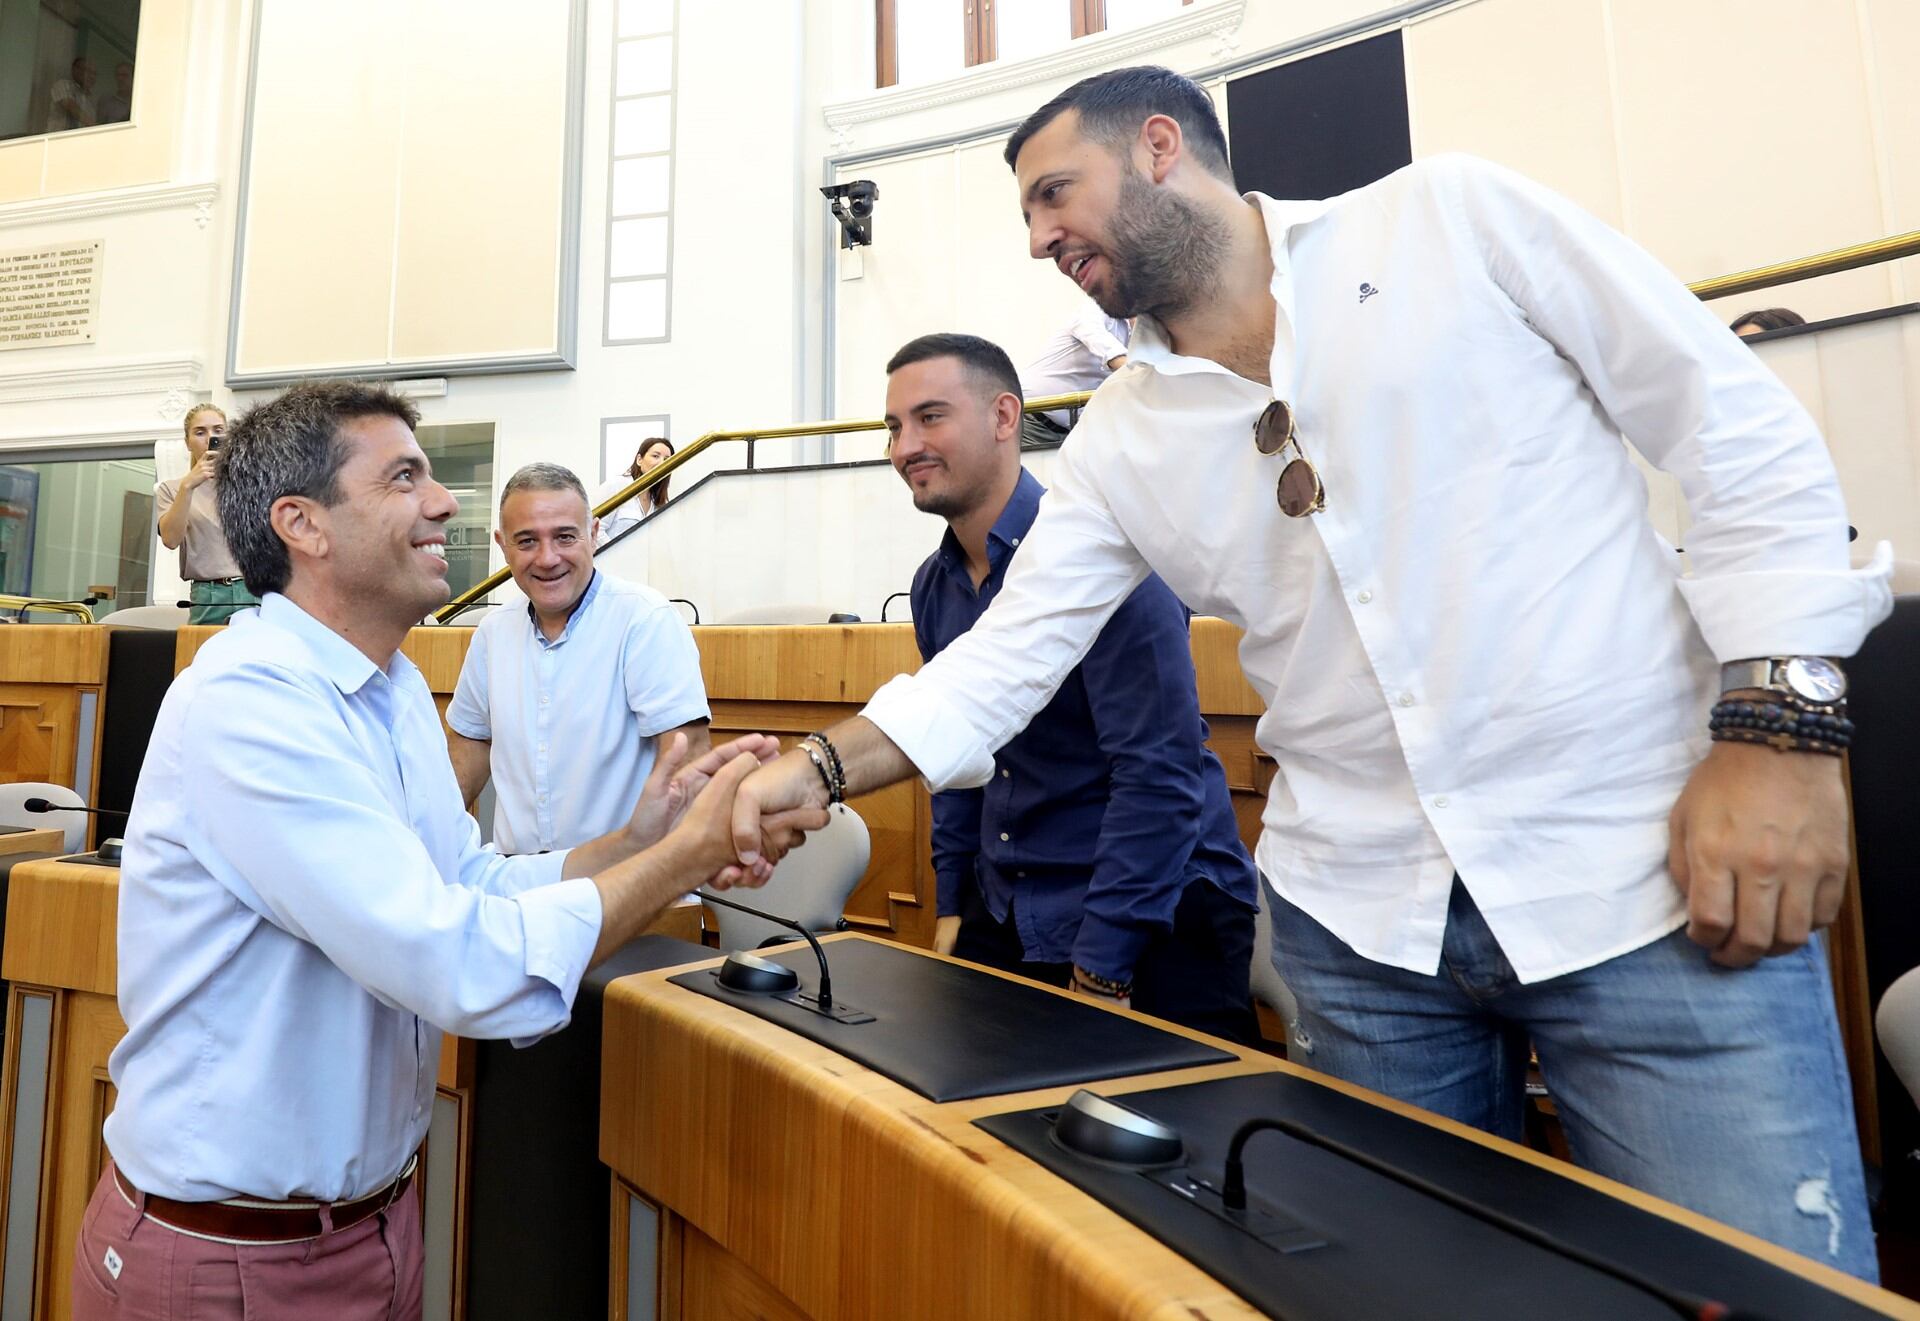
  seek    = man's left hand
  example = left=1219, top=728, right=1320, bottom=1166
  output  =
left=1667, top=739, right=1851, bottom=968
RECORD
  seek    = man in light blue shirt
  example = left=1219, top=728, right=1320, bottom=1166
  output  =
left=447, top=463, right=710, bottom=854
left=77, top=381, right=812, bottom=1321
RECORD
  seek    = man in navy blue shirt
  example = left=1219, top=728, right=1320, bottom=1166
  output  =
left=885, top=332, right=1259, bottom=1042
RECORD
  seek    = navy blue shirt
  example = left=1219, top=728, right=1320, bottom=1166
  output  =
left=912, top=469, right=1256, bottom=982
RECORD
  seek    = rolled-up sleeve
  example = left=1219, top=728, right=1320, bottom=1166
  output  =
left=865, top=445, right=1151, bottom=791
left=181, top=666, right=602, bottom=1041
left=1441, top=154, right=1892, bottom=660
left=445, top=623, right=492, bottom=740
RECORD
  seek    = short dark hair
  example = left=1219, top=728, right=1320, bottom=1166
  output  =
left=500, top=462, right=588, bottom=511
left=1005, top=65, right=1232, bottom=183
left=1729, top=307, right=1807, bottom=335
left=886, top=333, right=1023, bottom=404
left=219, top=380, right=421, bottom=597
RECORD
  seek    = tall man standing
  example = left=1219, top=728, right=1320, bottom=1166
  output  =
left=886, top=332, right=1257, bottom=1040
left=80, top=381, right=813, bottom=1319
left=448, top=463, right=710, bottom=853
left=728, top=68, right=1891, bottom=1275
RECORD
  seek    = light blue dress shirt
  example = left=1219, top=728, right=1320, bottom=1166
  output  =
left=106, top=594, right=604, bottom=1202
left=447, top=571, right=709, bottom=855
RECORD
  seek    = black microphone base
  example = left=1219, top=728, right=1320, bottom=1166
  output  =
left=1144, top=1167, right=1329, bottom=1254
left=706, top=969, right=875, bottom=1025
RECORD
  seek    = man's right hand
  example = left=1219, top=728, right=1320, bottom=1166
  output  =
left=685, top=750, right=828, bottom=891
left=729, top=751, right=831, bottom=872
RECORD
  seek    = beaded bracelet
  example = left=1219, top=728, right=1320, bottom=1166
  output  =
left=1709, top=698, right=1853, bottom=757
left=1072, top=966, right=1134, bottom=998
left=798, top=740, right=841, bottom=804
left=801, top=731, right=847, bottom=803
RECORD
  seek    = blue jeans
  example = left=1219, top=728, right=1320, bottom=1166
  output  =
left=1269, top=880, right=1879, bottom=1281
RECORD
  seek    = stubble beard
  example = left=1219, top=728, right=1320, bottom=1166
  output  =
left=1097, top=169, right=1232, bottom=323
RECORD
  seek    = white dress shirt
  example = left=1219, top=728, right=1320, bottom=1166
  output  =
left=592, top=474, right=663, bottom=547
left=108, top=594, right=603, bottom=1201
left=447, top=570, right=709, bottom=855
left=1020, top=300, right=1132, bottom=425
left=866, top=155, right=1893, bottom=984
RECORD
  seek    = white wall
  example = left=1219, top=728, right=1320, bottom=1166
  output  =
left=591, top=449, right=1064, bottom=625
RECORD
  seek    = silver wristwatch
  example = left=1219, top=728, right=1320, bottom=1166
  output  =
left=1719, top=656, right=1848, bottom=704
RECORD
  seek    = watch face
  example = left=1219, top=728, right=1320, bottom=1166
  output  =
left=1784, top=656, right=1847, bottom=703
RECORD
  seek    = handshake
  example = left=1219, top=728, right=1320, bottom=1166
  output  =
left=623, top=731, right=833, bottom=893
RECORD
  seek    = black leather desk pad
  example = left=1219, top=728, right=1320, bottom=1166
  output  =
left=977, top=1073, right=1877, bottom=1320
left=668, top=938, right=1233, bottom=1103
left=60, top=853, right=119, bottom=869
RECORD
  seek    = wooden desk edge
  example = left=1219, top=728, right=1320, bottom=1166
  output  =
left=601, top=934, right=1918, bottom=1319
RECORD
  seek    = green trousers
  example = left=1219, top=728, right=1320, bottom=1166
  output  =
left=188, top=578, right=261, bottom=625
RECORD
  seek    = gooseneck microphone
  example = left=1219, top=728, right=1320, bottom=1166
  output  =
left=23, top=798, right=120, bottom=818
left=699, top=890, right=834, bottom=1009
left=1220, top=1116, right=1762, bottom=1321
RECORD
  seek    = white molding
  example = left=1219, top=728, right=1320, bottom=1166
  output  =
left=822, top=0, right=1245, bottom=129
left=0, top=181, right=219, bottom=231
left=0, top=426, right=166, bottom=452
left=0, top=357, right=204, bottom=405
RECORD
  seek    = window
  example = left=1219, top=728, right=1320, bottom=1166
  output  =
left=0, top=451, right=153, bottom=618
left=605, top=0, right=677, bottom=343
left=876, top=0, right=1192, bottom=88
left=0, top=0, right=142, bottom=144
left=415, top=423, right=496, bottom=603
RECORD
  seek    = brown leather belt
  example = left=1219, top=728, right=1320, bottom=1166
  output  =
left=114, top=1156, right=416, bottom=1244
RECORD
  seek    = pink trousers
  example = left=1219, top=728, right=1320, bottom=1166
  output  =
left=71, top=1164, right=424, bottom=1321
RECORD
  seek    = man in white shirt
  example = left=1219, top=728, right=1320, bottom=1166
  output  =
left=728, top=68, right=1890, bottom=1276
left=1017, top=298, right=1130, bottom=446
left=448, top=462, right=710, bottom=853
left=46, top=57, right=97, bottom=132
left=78, top=381, right=814, bottom=1320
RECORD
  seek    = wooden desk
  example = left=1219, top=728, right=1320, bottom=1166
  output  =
left=599, top=934, right=1918, bottom=1321
left=0, top=829, right=62, bottom=858
left=0, top=857, right=700, bottom=1321
left=0, top=628, right=109, bottom=842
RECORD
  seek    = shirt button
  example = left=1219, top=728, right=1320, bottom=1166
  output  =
left=540, top=695, right=550, bottom=706
left=1000, top=769, right=1010, bottom=779
left=1398, top=692, right=1415, bottom=707
left=1011, top=537, right=1021, bottom=546
left=1434, top=796, right=1450, bottom=809
left=999, top=832, right=1010, bottom=842
left=1357, top=590, right=1373, bottom=604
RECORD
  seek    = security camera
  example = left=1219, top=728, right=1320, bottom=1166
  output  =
left=821, top=180, right=878, bottom=249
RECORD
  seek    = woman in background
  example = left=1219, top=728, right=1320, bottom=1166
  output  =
left=593, top=437, right=674, bottom=548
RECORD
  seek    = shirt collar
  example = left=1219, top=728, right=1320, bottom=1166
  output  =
left=258, top=592, right=413, bottom=696
left=525, top=569, right=600, bottom=647
left=938, top=469, right=1046, bottom=582
left=1126, top=191, right=1333, bottom=379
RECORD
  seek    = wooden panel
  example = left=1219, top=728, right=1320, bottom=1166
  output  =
left=1190, top=618, right=1263, bottom=715
left=600, top=936, right=1920, bottom=1319
left=402, top=627, right=477, bottom=696
left=173, top=625, right=218, bottom=673
left=0, top=830, right=62, bottom=858
left=1, top=860, right=119, bottom=995
left=0, top=688, right=85, bottom=792
left=34, top=991, right=124, bottom=1321
left=680, top=1220, right=809, bottom=1321
left=694, top=625, right=923, bottom=703
left=0, top=629, right=108, bottom=686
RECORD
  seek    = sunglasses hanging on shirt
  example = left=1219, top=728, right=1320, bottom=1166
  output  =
left=1253, top=399, right=1326, bottom=517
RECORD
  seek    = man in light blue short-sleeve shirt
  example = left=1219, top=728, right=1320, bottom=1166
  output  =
left=448, top=462, right=711, bottom=855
